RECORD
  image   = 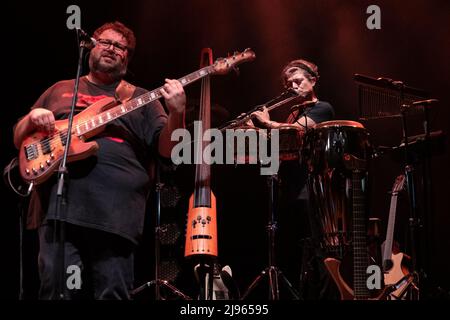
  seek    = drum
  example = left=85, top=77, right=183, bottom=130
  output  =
left=228, top=126, right=268, bottom=164
left=303, top=120, right=371, bottom=256
left=304, top=120, right=371, bottom=174
left=230, top=125, right=303, bottom=165
left=275, top=125, right=303, bottom=162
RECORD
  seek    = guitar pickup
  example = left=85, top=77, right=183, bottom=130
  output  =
left=24, top=144, right=39, bottom=160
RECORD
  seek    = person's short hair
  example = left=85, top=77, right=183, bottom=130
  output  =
left=281, top=59, right=319, bottom=86
left=93, top=21, right=136, bottom=57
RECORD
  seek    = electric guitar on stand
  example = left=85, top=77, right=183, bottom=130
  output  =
left=324, top=154, right=392, bottom=300
left=324, top=154, right=372, bottom=299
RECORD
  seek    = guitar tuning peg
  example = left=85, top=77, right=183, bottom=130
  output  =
left=233, top=66, right=240, bottom=76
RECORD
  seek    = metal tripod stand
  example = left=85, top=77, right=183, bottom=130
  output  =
left=241, top=174, right=300, bottom=300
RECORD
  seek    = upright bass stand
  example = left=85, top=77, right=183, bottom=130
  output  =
left=241, top=173, right=300, bottom=300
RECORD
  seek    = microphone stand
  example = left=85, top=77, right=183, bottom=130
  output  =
left=405, top=99, right=437, bottom=298
left=399, top=93, right=420, bottom=299
left=54, top=30, right=88, bottom=299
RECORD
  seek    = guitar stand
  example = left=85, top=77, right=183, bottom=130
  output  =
left=386, top=272, right=419, bottom=300
left=131, top=279, right=192, bottom=300
left=241, top=174, right=300, bottom=300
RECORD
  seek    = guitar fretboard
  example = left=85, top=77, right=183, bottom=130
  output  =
left=74, top=66, right=213, bottom=137
left=352, top=171, right=370, bottom=300
left=383, top=193, right=398, bottom=264
left=194, top=72, right=212, bottom=208
left=383, top=175, right=405, bottom=270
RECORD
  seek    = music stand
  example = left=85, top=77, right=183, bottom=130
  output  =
left=241, top=172, right=300, bottom=300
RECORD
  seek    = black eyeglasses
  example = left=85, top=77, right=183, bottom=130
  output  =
left=96, top=39, right=128, bottom=54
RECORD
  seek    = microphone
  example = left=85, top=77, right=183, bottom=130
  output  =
left=76, top=28, right=97, bottom=49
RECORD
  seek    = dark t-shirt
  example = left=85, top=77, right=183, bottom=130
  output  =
left=279, top=100, right=335, bottom=201
left=29, top=76, right=168, bottom=244
left=288, top=100, right=334, bottom=127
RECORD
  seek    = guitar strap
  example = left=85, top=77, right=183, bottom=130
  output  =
left=115, top=80, right=136, bottom=103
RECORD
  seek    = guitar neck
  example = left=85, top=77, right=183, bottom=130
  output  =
left=75, top=66, right=213, bottom=137
left=352, top=171, right=370, bottom=299
left=194, top=73, right=212, bottom=208
left=383, top=193, right=398, bottom=263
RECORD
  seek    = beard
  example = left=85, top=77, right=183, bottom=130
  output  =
left=89, top=52, right=127, bottom=81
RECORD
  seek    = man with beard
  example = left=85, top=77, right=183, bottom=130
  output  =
left=13, top=21, right=186, bottom=299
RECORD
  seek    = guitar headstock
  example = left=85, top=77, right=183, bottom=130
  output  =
left=392, top=174, right=406, bottom=193
left=211, top=49, right=256, bottom=75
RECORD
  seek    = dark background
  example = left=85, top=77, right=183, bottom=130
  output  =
left=2, top=0, right=449, bottom=299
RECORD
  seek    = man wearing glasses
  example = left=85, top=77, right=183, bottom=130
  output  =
left=13, top=21, right=186, bottom=299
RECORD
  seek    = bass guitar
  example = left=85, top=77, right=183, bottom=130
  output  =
left=324, top=154, right=388, bottom=299
left=19, top=49, right=255, bottom=185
